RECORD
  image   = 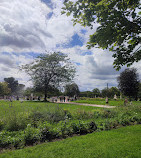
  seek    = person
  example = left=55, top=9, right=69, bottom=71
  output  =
left=106, top=97, right=108, bottom=104
left=64, top=96, right=66, bottom=102
left=9, top=96, right=12, bottom=102
left=60, top=96, right=62, bottom=102
left=38, top=96, right=40, bottom=101
left=16, top=96, right=19, bottom=101
left=124, top=98, right=128, bottom=106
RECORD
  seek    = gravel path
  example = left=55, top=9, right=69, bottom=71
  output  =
left=57, top=102, right=115, bottom=108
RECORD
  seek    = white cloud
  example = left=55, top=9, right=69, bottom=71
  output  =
left=0, top=0, right=52, bottom=52
left=0, top=0, right=140, bottom=91
left=0, top=53, right=33, bottom=87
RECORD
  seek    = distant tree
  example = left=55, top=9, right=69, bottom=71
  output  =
left=64, top=83, right=80, bottom=97
left=21, top=52, right=75, bottom=101
left=101, top=88, right=110, bottom=98
left=109, top=87, right=120, bottom=98
left=137, top=82, right=141, bottom=100
left=117, top=68, right=139, bottom=100
left=92, top=88, right=101, bottom=97
left=79, top=91, right=93, bottom=98
left=16, top=84, right=25, bottom=96
left=23, top=87, right=34, bottom=97
left=0, top=82, right=11, bottom=96
left=4, top=77, right=18, bottom=95
left=47, top=87, right=62, bottom=97
left=62, top=0, right=141, bottom=70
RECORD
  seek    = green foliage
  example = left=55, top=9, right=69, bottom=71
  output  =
left=24, top=124, right=40, bottom=145
left=64, top=83, right=80, bottom=97
left=92, top=88, right=101, bottom=97
left=79, top=91, right=94, bottom=98
left=62, top=0, right=141, bottom=69
left=1, top=125, right=141, bottom=158
left=117, top=68, right=139, bottom=100
left=21, top=52, right=75, bottom=101
left=4, top=77, right=25, bottom=95
left=0, top=82, right=11, bottom=96
left=138, top=82, right=141, bottom=100
left=80, top=87, right=120, bottom=98
left=0, top=100, right=141, bottom=150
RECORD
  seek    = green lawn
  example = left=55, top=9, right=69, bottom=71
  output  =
left=0, top=100, right=100, bottom=119
left=74, top=98, right=141, bottom=106
left=0, top=100, right=140, bottom=151
left=0, top=125, right=141, bottom=158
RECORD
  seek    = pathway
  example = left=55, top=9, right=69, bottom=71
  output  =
left=56, top=101, right=115, bottom=108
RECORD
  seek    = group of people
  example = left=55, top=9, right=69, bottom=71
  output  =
left=51, top=96, right=78, bottom=103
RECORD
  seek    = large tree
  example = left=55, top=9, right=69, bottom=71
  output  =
left=138, top=82, right=141, bottom=100
left=64, top=83, right=80, bottom=97
left=92, top=88, right=101, bottom=97
left=21, top=52, right=75, bottom=101
left=62, top=0, right=141, bottom=70
left=117, top=68, right=139, bottom=100
left=4, top=77, right=18, bottom=95
left=4, top=77, right=25, bottom=95
left=0, top=82, right=11, bottom=96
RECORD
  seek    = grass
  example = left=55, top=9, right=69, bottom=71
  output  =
left=0, top=100, right=140, bottom=150
left=74, top=98, right=141, bottom=106
left=0, top=125, right=141, bottom=158
left=0, top=100, right=100, bottom=119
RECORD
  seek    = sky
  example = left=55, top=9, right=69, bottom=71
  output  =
left=0, top=0, right=141, bottom=91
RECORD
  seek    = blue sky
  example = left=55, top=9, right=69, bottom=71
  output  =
left=0, top=0, right=140, bottom=91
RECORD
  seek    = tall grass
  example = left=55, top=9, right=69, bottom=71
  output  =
left=0, top=100, right=140, bottom=150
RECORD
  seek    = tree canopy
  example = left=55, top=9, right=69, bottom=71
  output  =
left=62, top=0, right=141, bottom=70
left=4, top=77, right=25, bottom=95
left=64, top=83, right=80, bottom=97
left=117, top=68, right=139, bottom=100
left=92, top=88, right=101, bottom=97
left=0, top=82, right=11, bottom=96
left=4, top=77, right=18, bottom=94
left=21, top=52, right=75, bottom=101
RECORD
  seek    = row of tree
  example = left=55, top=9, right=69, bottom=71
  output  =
left=80, top=68, right=141, bottom=100
left=0, top=53, right=140, bottom=101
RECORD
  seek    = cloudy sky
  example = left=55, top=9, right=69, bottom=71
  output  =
left=0, top=0, right=141, bottom=91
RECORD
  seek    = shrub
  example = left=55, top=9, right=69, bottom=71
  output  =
left=71, top=121, right=88, bottom=135
left=0, top=120, right=4, bottom=131
left=4, top=114, right=28, bottom=131
left=102, top=109, right=117, bottom=118
left=39, top=122, right=55, bottom=141
left=88, top=121, right=97, bottom=132
left=74, top=110, right=93, bottom=120
left=29, top=105, right=72, bottom=124
left=24, top=124, right=40, bottom=145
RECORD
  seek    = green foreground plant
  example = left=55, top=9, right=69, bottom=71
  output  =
left=0, top=100, right=140, bottom=150
left=0, top=125, right=141, bottom=158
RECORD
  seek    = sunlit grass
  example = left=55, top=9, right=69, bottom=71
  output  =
left=74, top=98, right=141, bottom=106
left=0, top=125, right=140, bottom=158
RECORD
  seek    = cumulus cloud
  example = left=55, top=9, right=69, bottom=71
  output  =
left=0, top=53, right=33, bottom=86
left=0, top=0, right=140, bottom=91
left=0, top=0, right=52, bottom=52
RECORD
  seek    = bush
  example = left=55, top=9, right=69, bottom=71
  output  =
left=0, top=119, right=4, bottom=131
left=4, top=114, right=28, bottom=131
left=74, top=110, right=93, bottom=120
left=88, top=121, right=97, bottom=132
left=102, top=109, right=117, bottom=118
left=29, top=105, right=72, bottom=124
left=24, top=124, right=40, bottom=145
left=39, top=122, right=56, bottom=141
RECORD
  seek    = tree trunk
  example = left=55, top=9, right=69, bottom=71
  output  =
left=44, top=93, right=47, bottom=101
left=44, top=86, right=48, bottom=102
